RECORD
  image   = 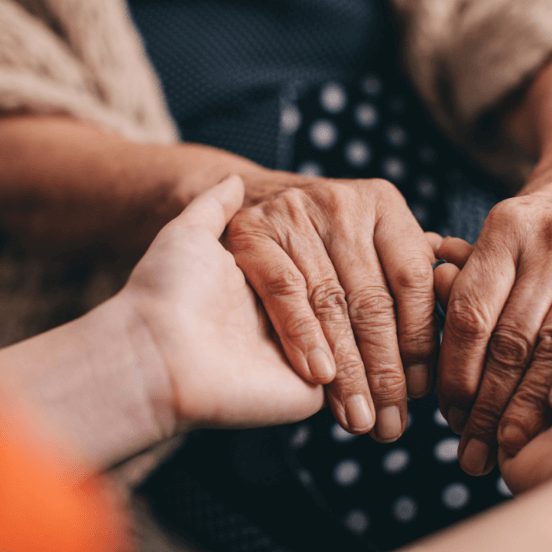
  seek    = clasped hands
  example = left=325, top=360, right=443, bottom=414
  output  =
left=118, top=169, right=552, bottom=496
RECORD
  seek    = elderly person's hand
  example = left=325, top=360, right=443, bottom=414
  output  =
left=433, top=210, right=552, bottom=477
left=226, top=175, right=437, bottom=441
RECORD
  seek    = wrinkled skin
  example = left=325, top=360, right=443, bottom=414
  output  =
left=432, top=188, right=552, bottom=477
left=227, top=175, right=436, bottom=442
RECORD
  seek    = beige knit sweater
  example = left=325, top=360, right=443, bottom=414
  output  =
left=0, top=0, right=550, bottom=347
left=1, top=2, right=552, bottom=549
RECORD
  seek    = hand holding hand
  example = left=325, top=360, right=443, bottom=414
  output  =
left=121, top=175, right=324, bottom=432
left=227, top=175, right=437, bottom=441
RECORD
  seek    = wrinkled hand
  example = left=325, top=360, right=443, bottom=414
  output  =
left=433, top=191, right=552, bottom=476
left=120, top=176, right=324, bottom=431
left=227, top=174, right=437, bottom=441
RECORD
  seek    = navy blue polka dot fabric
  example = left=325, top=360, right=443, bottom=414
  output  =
left=281, top=70, right=509, bottom=550
left=129, top=2, right=510, bottom=550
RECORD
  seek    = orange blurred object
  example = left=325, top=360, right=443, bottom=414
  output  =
left=0, top=410, right=129, bottom=552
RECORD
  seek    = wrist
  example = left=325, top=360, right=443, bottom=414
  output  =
left=0, top=295, right=176, bottom=474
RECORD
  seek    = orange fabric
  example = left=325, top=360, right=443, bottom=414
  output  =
left=0, top=413, right=129, bottom=552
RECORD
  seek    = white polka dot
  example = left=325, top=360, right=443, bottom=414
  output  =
left=310, top=120, right=338, bottom=149
left=434, top=437, right=459, bottom=463
left=406, top=413, right=414, bottom=429
left=343, top=510, right=370, bottom=534
left=386, top=125, right=407, bottom=147
left=345, top=140, right=371, bottom=167
left=382, top=157, right=406, bottom=180
left=334, top=459, right=362, bottom=486
left=355, top=103, right=379, bottom=129
left=433, top=408, right=448, bottom=427
left=280, top=105, right=301, bottom=134
left=497, top=477, right=513, bottom=497
left=442, top=483, right=470, bottom=509
left=320, top=82, right=347, bottom=114
left=331, top=423, right=357, bottom=442
left=289, top=425, right=310, bottom=448
left=392, top=496, right=418, bottom=522
left=382, top=449, right=410, bottom=474
left=417, top=177, right=437, bottom=199
left=297, top=161, right=323, bottom=177
left=297, top=469, right=313, bottom=486
left=419, top=145, right=436, bottom=163
left=362, top=75, right=382, bottom=96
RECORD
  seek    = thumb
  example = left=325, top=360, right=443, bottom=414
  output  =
left=176, top=175, right=245, bottom=238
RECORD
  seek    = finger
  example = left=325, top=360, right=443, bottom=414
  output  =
left=438, top=233, right=516, bottom=436
left=425, top=231, right=444, bottom=255
left=458, top=262, right=552, bottom=476
left=228, top=231, right=336, bottom=386
left=500, top=425, right=552, bottom=495
left=179, top=175, right=245, bottom=237
left=434, top=262, right=460, bottom=307
left=324, top=217, right=407, bottom=441
left=376, top=206, right=436, bottom=400
left=286, top=225, right=377, bottom=435
left=438, top=237, right=473, bottom=268
left=497, top=304, right=552, bottom=460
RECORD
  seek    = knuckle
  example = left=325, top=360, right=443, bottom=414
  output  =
left=309, top=280, right=348, bottom=321
left=446, top=295, right=492, bottom=342
left=278, top=186, right=308, bottom=209
left=488, top=326, right=532, bottom=374
left=370, top=370, right=406, bottom=402
left=488, top=198, right=523, bottom=224
left=394, top=260, right=433, bottom=290
left=400, top=325, right=436, bottom=360
left=467, top=401, right=500, bottom=437
left=348, top=287, right=396, bottom=339
left=263, top=266, right=305, bottom=297
left=371, top=178, right=399, bottom=197
left=348, top=286, right=394, bottom=321
left=282, top=312, right=321, bottom=343
left=333, top=353, right=366, bottom=385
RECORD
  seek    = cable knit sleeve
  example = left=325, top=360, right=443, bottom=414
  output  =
left=392, top=0, right=552, bottom=183
left=0, top=0, right=177, bottom=144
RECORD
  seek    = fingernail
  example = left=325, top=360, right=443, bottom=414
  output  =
left=377, top=406, right=402, bottom=442
left=345, top=395, right=374, bottom=432
left=499, top=424, right=528, bottom=457
left=406, top=364, right=429, bottom=398
left=307, top=349, right=335, bottom=382
left=461, top=439, right=489, bottom=475
left=448, top=407, right=468, bottom=434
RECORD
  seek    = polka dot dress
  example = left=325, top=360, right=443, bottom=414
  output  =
left=280, top=72, right=511, bottom=551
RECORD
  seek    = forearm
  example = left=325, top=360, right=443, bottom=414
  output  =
left=401, top=480, right=552, bottom=551
left=0, top=294, right=173, bottom=476
left=0, top=115, right=261, bottom=254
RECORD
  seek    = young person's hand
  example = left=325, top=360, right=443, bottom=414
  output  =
left=0, top=176, right=323, bottom=472
left=121, top=175, right=324, bottom=431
